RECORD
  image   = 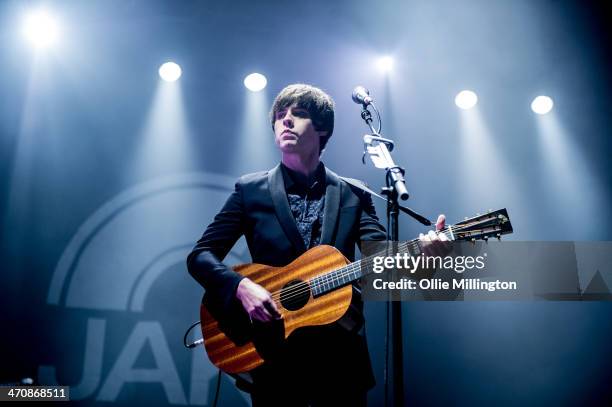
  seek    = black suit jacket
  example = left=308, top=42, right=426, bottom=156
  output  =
left=187, top=163, right=386, bottom=391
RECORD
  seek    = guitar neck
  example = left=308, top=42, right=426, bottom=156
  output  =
left=310, top=232, right=448, bottom=297
left=309, top=208, right=512, bottom=297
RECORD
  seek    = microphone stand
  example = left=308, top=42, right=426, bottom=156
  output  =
left=358, top=103, right=420, bottom=407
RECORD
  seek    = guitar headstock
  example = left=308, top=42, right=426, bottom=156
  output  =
left=451, top=208, right=513, bottom=242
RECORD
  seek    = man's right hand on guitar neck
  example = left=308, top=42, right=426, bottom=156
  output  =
left=236, top=278, right=282, bottom=322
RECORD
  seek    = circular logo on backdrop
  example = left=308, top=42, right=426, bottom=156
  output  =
left=39, top=172, right=252, bottom=405
left=47, top=172, right=250, bottom=311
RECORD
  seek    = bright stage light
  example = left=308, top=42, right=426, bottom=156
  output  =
left=244, top=73, right=267, bottom=92
left=158, top=62, right=182, bottom=82
left=23, top=10, right=60, bottom=48
left=376, top=56, right=394, bottom=73
left=531, top=96, right=553, bottom=115
left=455, top=90, right=478, bottom=110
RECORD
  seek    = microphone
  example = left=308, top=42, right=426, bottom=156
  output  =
left=352, top=86, right=373, bottom=106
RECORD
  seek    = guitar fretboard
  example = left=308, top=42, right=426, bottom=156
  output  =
left=307, top=209, right=511, bottom=297
left=309, top=236, right=432, bottom=297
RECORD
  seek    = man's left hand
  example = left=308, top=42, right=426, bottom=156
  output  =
left=419, top=214, right=450, bottom=256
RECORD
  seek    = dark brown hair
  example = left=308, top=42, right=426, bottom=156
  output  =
left=270, top=84, right=335, bottom=154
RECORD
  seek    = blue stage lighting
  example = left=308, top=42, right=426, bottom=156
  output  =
left=159, top=62, right=182, bottom=82
left=455, top=90, right=478, bottom=110
left=531, top=96, right=554, bottom=115
left=23, top=10, right=60, bottom=49
left=244, top=73, right=267, bottom=92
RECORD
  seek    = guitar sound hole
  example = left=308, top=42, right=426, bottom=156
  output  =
left=280, top=280, right=310, bottom=311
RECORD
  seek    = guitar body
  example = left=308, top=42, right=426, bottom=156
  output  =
left=200, top=244, right=353, bottom=374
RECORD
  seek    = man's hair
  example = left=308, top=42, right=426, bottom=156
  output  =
left=270, top=84, right=335, bottom=154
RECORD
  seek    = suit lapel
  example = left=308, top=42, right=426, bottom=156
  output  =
left=268, top=165, right=307, bottom=253
left=320, top=168, right=341, bottom=245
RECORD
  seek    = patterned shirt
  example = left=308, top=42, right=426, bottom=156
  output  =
left=280, top=163, right=326, bottom=249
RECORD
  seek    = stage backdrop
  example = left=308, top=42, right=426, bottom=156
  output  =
left=1, top=0, right=611, bottom=406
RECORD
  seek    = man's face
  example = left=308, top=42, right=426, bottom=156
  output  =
left=274, top=103, right=326, bottom=156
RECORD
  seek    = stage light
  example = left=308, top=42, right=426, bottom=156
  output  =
left=531, top=96, right=553, bottom=115
left=244, top=73, right=267, bottom=92
left=455, top=90, right=478, bottom=110
left=23, top=10, right=59, bottom=48
left=376, top=56, right=394, bottom=73
left=158, top=62, right=182, bottom=82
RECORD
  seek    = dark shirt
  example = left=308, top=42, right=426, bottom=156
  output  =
left=280, top=162, right=326, bottom=249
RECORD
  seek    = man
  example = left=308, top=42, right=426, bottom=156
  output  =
left=187, top=84, right=446, bottom=406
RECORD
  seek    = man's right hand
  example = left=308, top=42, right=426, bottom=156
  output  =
left=235, top=278, right=282, bottom=322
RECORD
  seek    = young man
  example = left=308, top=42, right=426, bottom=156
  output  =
left=187, top=84, right=446, bottom=406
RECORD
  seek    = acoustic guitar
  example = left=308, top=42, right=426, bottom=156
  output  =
left=200, top=209, right=513, bottom=373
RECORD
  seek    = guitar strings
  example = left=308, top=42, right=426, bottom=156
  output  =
left=298, top=217, right=503, bottom=296
left=267, top=222, right=488, bottom=305
left=267, top=219, right=503, bottom=306
left=269, top=245, right=410, bottom=308
left=268, top=223, right=472, bottom=304
left=267, top=220, right=499, bottom=305
left=268, top=239, right=416, bottom=304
